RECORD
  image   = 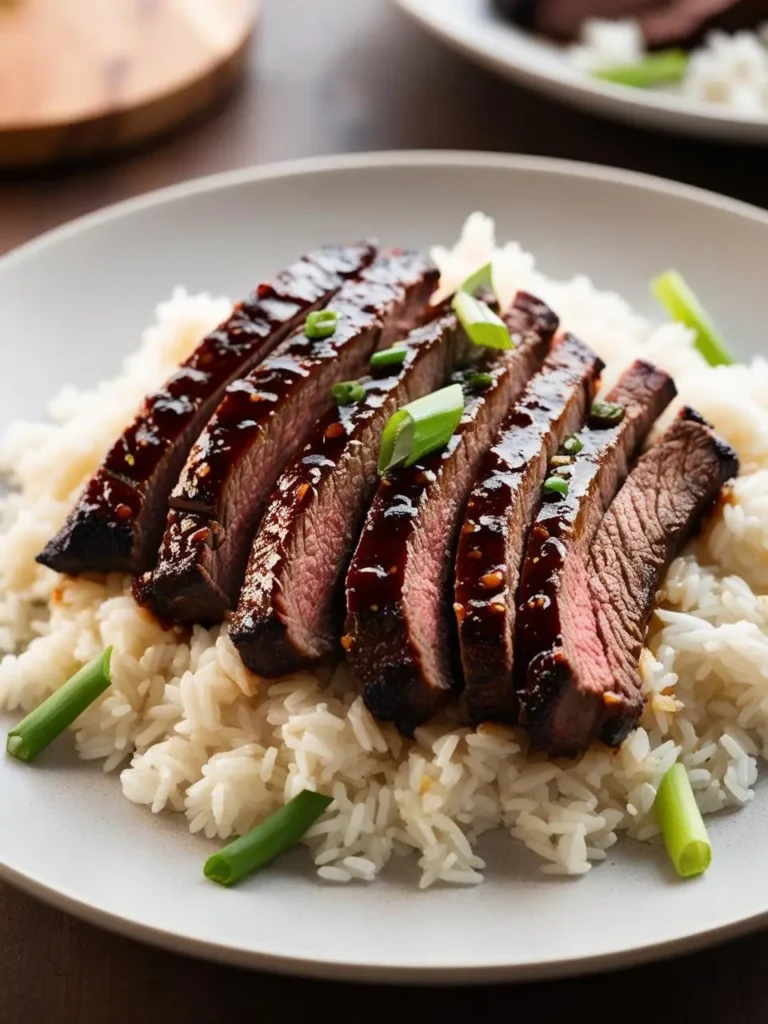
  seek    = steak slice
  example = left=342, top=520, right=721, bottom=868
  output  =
left=528, top=408, right=739, bottom=757
left=344, top=292, right=557, bottom=736
left=516, top=360, right=677, bottom=753
left=37, top=244, right=376, bottom=577
left=136, top=251, right=438, bottom=625
left=230, top=313, right=465, bottom=677
left=454, top=334, right=602, bottom=725
left=492, top=0, right=764, bottom=46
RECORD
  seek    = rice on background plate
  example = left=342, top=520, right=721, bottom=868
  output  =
left=569, top=19, right=768, bottom=115
left=2, top=213, right=768, bottom=888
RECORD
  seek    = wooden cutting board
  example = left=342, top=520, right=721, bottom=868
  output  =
left=0, top=0, right=256, bottom=168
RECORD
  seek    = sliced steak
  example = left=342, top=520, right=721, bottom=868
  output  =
left=136, top=251, right=438, bottom=625
left=230, top=313, right=465, bottom=677
left=37, top=244, right=376, bottom=577
left=492, top=0, right=764, bottom=46
left=527, top=408, right=739, bottom=757
left=344, top=292, right=557, bottom=736
left=516, top=360, right=677, bottom=753
left=454, top=334, right=602, bottom=725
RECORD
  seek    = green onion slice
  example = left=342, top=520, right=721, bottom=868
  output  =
left=543, top=476, right=569, bottom=498
left=655, top=762, right=712, bottom=879
left=378, top=384, right=464, bottom=475
left=652, top=269, right=734, bottom=367
left=562, top=434, right=584, bottom=455
left=370, top=345, right=407, bottom=370
left=466, top=372, right=494, bottom=390
left=6, top=648, right=113, bottom=763
left=458, top=262, right=492, bottom=297
left=331, top=380, right=366, bottom=405
left=305, top=309, right=338, bottom=339
left=452, top=291, right=512, bottom=351
left=593, top=50, right=688, bottom=89
left=589, top=400, right=625, bottom=427
left=204, top=791, right=333, bottom=887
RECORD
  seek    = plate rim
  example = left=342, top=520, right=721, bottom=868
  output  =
left=394, top=0, right=768, bottom=140
left=3, top=149, right=768, bottom=276
left=3, top=149, right=768, bottom=982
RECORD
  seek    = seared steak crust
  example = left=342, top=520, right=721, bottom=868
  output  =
left=455, top=333, right=603, bottom=725
left=37, top=244, right=376, bottom=576
left=522, top=406, right=738, bottom=756
left=344, top=292, right=557, bottom=736
left=137, top=251, right=438, bottom=624
left=230, top=313, right=464, bottom=677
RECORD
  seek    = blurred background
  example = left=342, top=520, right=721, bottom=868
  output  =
left=2, top=0, right=768, bottom=258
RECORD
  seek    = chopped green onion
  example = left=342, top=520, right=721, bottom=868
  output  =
left=652, top=269, right=734, bottom=367
left=331, top=380, right=366, bottom=405
left=452, top=291, right=512, bottom=351
left=6, top=648, right=113, bottom=763
left=204, top=791, right=333, bottom=887
left=305, top=309, right=338, bottom=339
left=655, top=763, right=712, bottom=879
left=589, top=400, right=625, bottom=427
left=467, top=372, right=494, bottom=390
left=593, top=50, right=688, bottom=89
left=370, top=345, right=407, bottom=370
left=458, top=262, right=492, bottom=297
left=562, top=434, right=584, bottom=456
left=543, top=476, right=569, bottom=498
left=378, top=384, right=464, bottom=475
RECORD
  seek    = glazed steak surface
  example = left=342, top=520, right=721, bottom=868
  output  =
left=230, top=313, right=464, bottom=677
left=344, top=292, right=557, bottom=736
left=527, top=407, right=739, bottom=757
left=455, top=333, right=602, bottom=726
left=137, top=251, right=438, bottom=625
left=37, top=244, right=376, bottom=577
left=516, top=359, right=676, bottom=754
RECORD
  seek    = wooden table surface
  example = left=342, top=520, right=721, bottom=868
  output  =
left=2, top=1, right=768, bottom=1020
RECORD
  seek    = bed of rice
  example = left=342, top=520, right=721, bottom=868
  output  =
left=2, top=213, right=768, bottom=887
left=569, top=19, right=768, bottom=114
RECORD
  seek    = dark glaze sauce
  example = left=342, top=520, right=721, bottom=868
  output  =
left=514, top=361, right=678, bottom=725
left=171, top=253, right=436, bottom=514
left=454, top=334, right=602, bottom=723
left=229, top=313, right=461, bottom=674
left=37, top=244, right=376, bottom=575
left=345, top=292, right=557, bottom=734
left=139, top=252, right=438, bottom=622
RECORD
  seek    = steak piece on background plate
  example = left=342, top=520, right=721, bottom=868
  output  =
left=37, top=243, right=376, bottom=577
left=516, top=359, right=677, bottom=752
left=344, top=292, right=557, bottom=736
left=492, top=0, right=765, bottom=46
left=526, top=407, right=739, bottom=757
left=454, top=333, right=603, bottom=726
left=136, top=251, right=438, bottom=625
left=230, top=312, right=465, bottom=677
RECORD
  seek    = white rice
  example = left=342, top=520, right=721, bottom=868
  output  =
left=2, top=213, right=768, bottom=886
left=568, top=18, right=768, bottom=115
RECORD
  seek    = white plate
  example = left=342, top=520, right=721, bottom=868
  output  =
left=395, top=0, right=768, bottom=143
left=2, top=151, right=768, bottom=983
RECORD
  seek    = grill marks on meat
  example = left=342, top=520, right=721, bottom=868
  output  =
left=136, top=251, right=439, bottom=625
left=587, top=409, right=739, bottom=747
left=36, top=244, right=376, bottom=577
left=230, top=314, right=464, bottom=677
left=516, top=361, right=678, bottom=756
left=454, top=334, right=603, bottom=725
left=344, top=292, right=557, bottom=736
